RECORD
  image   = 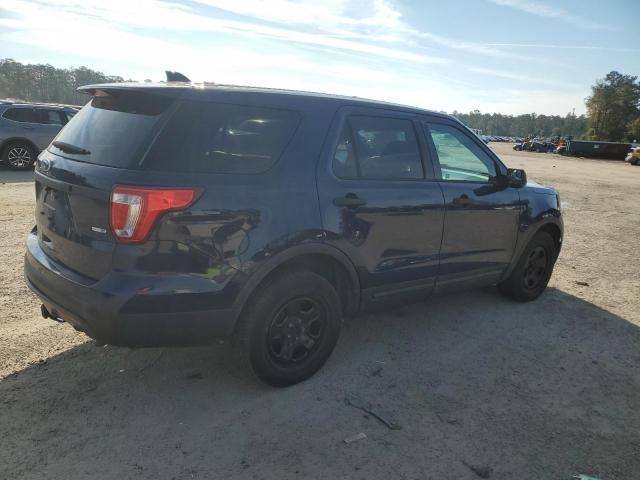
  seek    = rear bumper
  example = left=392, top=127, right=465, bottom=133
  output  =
left=24, top=232, right=238, bottom=347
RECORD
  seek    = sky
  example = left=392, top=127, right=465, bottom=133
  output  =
left=1, top=0, right=639, bottom=115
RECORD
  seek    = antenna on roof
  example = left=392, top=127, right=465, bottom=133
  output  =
left=165, top=71, right=191, bottom=82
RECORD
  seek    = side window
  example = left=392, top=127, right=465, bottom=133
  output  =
left=426, top=123, right=497, bottom=182
left=332, top=116, right=423, bottom=180
left=332, top=124, right=357, bottom=178
left=200, top=105, right=297, bottom=174
left=63, top=111, right=77, bottom=124
left=43, top=110, right=64, bottom=125
left=144, top=101, right=299, bottom=174
left=3, top=108, right=30, bottom=123
left=3, top=108, right=20, bottom=121
left=22, top=109, right=41, bottom=123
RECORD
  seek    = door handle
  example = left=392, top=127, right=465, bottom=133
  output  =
left=452, top=194, right=471, bottom=207
left=334, top=194, right=366, bottom=208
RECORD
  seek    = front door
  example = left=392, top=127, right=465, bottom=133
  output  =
left=421, top=119, right=521, bottom=289
left=317, top=107, right=445, bottom=302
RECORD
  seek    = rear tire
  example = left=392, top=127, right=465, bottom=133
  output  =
left=3, top=142, right=36, bottom=170
left=232, top=270, right=343, bottom=387
left=499, top=231, right=557, bottom=302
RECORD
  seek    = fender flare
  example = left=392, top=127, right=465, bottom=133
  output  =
left=501, top=216, right=563, bottom=281
left=230, top=242, right=361, bottom=320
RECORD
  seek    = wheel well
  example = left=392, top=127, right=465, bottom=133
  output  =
left=537, top=223, right=562, bottom=258
left=249, top=254, right=357, bottom=318
left=0, top=137, right=39, bottom=158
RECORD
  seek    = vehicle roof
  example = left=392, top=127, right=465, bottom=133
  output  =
left=78, top=82, right=455, bottom=121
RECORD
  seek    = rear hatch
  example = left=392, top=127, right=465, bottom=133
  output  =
left=35, top=88, right=175, bottom=280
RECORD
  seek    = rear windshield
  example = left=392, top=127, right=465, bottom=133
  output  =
left=49, top=90, right=172, bottom=168
left=143, top=101, right=299, bottom=174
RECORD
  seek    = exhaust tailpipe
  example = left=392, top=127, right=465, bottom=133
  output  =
left=40, top=304, right=62, bottom=322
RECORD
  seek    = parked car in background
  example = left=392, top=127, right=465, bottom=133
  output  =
left=626, top=146, right=640, bottom=165
left=0, top=101, right=79, bottom=170
left=513, top=143, right=523, bottom=151
left=25, top=80, right=563, bottom=386
left=555, top=144, right=567, bottom=155
left=528, top=141, right=548, bottom=153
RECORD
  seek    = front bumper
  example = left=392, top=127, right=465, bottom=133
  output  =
left=24, top=232, right=238, bottom=347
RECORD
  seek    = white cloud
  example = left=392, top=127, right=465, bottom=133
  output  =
left=468, top=66, right=581, bottom=89
left=483, top=43, right=640, bottom=53
left=0, top=0, right=593, bottom=114
left=193, top=0, right=519, bottom=58
left=487, top=0, right=606, bottom=29
left=0, top=0, right=449, bottom=65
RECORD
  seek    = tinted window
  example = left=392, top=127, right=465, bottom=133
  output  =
left=332, top=116, right=423, bottom=180
left=44, top=110, right=64, bottom=125
left=50, top=91, right=172, bottom=168
left=144, top=101, right=299, bottom=174
left=332, top=123, right=357, bottom=178
left=426, top=123, right=496, bottom=182
left=63, top=111, right=76, bottom=124
left=3, top=107, right=40, bottom=123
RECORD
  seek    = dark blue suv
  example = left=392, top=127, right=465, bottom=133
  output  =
left=24, top=82, right=562, bottom=386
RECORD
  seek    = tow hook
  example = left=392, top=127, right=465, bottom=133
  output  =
left=40, top=304, right=63, bottom=322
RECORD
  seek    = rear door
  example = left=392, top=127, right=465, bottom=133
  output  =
left=2, top=107, right=48, bottom=149
left=317, top=106, right=445, bottom=302
left=35, top=90, right=174, bottom=280
left=421, top=118, right=521, bottom=288
left=32, top=109, right=67, bottom=150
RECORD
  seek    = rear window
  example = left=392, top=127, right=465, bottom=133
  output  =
left=49, top=91, right=172, bottom=168
left=143, top=101, right=299, bottom=174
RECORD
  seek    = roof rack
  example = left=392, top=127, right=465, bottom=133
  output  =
left=0, top=99, right=81, bottom=109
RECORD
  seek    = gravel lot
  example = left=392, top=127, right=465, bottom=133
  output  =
left=1, top=143, right=639, bottom=479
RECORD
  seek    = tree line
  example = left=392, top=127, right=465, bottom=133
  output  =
left=456, top=71, right=639, bottom=142
left=1, top=59, right=638, bottom=142
left=0, top=58, right=125, bottom=106
left=453, top=110, right=588, bottom=139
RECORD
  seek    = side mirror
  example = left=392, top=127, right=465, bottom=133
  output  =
left=507, top=168, right=527, bottom=187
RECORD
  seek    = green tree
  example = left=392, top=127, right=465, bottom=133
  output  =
left=453, top=110, right=587, bottom=139
left=0, top=58, right=126, bottom=105
left=584, top=128, right=598, bottom=141
left=627, top=117, right=640, bottom=142
left=586, top=71, right=640, bottom=141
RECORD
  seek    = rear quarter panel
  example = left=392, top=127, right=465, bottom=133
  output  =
left=111, top=96, right=339, bottom=309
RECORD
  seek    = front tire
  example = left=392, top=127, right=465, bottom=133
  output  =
left=233, top=270, right=343, bottom=387
left=3, top=142, right=36, bottom=170
left=499, top=231, right=557, bottom=302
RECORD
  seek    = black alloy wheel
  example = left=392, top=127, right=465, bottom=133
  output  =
left=522, top=246, right=548, bottom=291
left=267, top=297, right=325, bottom=366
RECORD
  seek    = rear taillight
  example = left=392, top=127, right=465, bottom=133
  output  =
left=110, top=185, right=201, bottom=244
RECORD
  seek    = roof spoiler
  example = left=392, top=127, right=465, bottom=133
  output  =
left=165, top=71, right=191, bottom=82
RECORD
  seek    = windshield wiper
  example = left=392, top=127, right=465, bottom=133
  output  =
left=52, top=141, right=91, bottom=155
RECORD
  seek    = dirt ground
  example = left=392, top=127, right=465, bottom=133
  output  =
left=1, top=143, right=639, bottom=480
